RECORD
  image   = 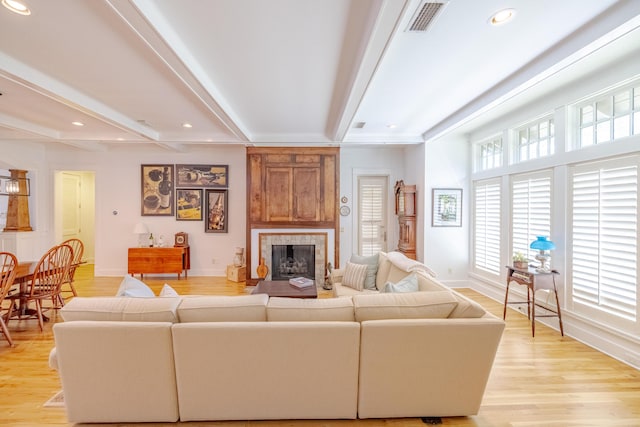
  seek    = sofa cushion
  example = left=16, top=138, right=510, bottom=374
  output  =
left=353, top=292, right=458, bottom=322
left=449, top=292, right=487, bottom=318
left=115, top=275, right=155, bottom=297
left=342, top=262, right=368, bottom=291
left=381, top=273, right=419, bottom=293
left=61, top=297, right=181, bottom=322
left=177, top=294, right=268, bottom=322
left=267, top=297, right=355, bottom=321
left=350, top=254, right=379, bottom=290
left=375, top=251, right=392, bottom=290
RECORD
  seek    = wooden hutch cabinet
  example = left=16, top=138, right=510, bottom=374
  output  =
left=247, top=148, right=338, bottom=225
left=395, top=181, right=416, bottom=260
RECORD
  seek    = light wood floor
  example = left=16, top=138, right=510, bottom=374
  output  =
left=1, top=265, right=639, bottom=426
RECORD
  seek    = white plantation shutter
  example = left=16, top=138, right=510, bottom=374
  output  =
left=358, top=176, right=387, bottom=256
left=570, top=157, right=638, bottom=323
left=512, top=173, right=552, bottom=262
left=474, top=180, right=501, bottom=275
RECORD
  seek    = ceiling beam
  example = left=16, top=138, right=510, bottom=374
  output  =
left=326, top=0, right=409, bottom=142
left=0, top=53, right=160, bottom=141
left=105, top=0, right=251, bottom=142
left=422, top=0, right=640, bottom=142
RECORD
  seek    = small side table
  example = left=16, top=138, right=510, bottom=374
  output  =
left=504, top=266, right=564, bottom=337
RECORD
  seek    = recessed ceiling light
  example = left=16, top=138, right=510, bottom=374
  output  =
left=71, top=121, right=84, bottom=127
left=489, top=8, right=515, bottom=25
left=387, top=124, right=397, bottom=129
left=2, top=0, right=31, bottom=15
left=182, top=122, right=192, bottom=128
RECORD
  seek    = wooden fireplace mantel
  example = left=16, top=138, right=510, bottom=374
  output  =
left=246, top=147, right=340, bottom=283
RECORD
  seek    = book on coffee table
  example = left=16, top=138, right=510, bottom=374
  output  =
left=289, top=277, right=314, bottom=288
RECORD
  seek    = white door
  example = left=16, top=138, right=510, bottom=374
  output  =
left=62, top=172, right=81, bottom=239
left=357, top=176, right=388, bottom=256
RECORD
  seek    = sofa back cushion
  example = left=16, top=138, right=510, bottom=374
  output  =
left=375, top=252, right=392, bottom=290
left=177, top=294, right=268, bottom=322
left=352, top=292, right=458, bottom=322
left=60, top=297, right=181, bottom=323
left=267, top=296, right=355, bottom=321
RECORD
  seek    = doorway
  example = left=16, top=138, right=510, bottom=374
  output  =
left=55, top=171, right=96, bottom=263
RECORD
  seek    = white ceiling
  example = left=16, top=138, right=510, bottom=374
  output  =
left=0, top=0, right=638, bottom=151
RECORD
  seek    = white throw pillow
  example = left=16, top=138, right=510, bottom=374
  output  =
left=159, top=284, right=179, bottom=297
left=115, top=275, right=155, bottom=297
left=381, top=273, right=419, bottom=293
left=342, top=262, right=368, bottom=291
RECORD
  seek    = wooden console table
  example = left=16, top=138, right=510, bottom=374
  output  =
left=128, top=246, right=190, bottom=279
left=504, top=266, right=563, bottom=337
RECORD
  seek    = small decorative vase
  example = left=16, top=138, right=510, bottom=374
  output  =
left=257, top=257, right=268, bottom=279
left=233, top=247, right=245, bottom=267
left=514, top=261, right=528, bottom=269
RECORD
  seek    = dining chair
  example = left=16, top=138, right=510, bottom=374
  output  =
left=6, top=244, right=73, bottom=331
left=57, top=238, right=84, bottom=306
left=0, top=252, right=18, bottom=346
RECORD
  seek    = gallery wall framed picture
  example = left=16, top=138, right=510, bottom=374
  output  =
left=431, top=188, right=462, bottom=227
left=205, top=189, right=228, bottom=233
left=176, top=189, right=203, bottom=221
left=176, top=164, right=228, bottom=188
left=141, top=164, right=174, bottom=216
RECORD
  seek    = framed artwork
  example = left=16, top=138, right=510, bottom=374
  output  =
left=432, top=188, right=462, bottom=227
left=176, top=164, right=228, bottom=188
left=141, top=164, right=174, bottom=216
left=205, top=189, right=228, bottom=233
left=176, top=189, right=203, bottom=221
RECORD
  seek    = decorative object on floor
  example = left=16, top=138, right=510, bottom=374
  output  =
left=431, top=188, right=462, bottom=227
left=205, top=189, right=227, bottom=233
left=530, top=236, right=555, bottom=272
left=257, top=257, right=268, bottom=279
left=43, top=390, right=65, bottom=408
left=233, top=247, right=245, bottom=267
left=323, top=262, right=333, bottom=290
left=512, top=252, right=528, bottom=269
left=141, top=164, right=174, bottom=216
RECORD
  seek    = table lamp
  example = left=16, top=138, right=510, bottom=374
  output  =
left=530, top=236, right=555, bottom=272
left=133, top=222, right=149, bottom=247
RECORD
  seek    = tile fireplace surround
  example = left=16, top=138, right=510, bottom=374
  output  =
left=253, top=231, right=333, bottom=284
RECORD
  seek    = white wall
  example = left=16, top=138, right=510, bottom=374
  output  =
left=338, top=146, right=405, bottom=267
left=423, top=137, right=470, bottom=286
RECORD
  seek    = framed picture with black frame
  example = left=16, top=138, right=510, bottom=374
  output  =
left=176, top=189, right=203, bottom=221
left=141, top=164, right=174, bottom=216
left=205, top=189, right=228, bottom=233
left=432, top=188, right=462, bottom=227
left=176, top=164, right=228, bottom=188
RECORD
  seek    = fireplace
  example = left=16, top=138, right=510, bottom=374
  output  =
left=255, top=232, right=330, bottom=284
left=271, top=244, right=315, bottom=281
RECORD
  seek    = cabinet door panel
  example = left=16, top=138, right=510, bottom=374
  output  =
left=293, top=168, right=320, bottom=221
left=265, top=167, right=293, bottom=221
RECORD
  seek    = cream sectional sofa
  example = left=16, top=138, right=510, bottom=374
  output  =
left=50, top=290, right=504, bottom=423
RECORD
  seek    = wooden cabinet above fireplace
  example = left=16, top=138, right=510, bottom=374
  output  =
left=247, top=147, right=339, bottom=227
left=247, top=147, right=340, bottom=282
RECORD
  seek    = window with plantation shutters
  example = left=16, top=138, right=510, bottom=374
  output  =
left=358, top=176, right=387, bottom=256
left=570, top=156, right=638, bottom=325
left=512, top=173, right=552, bottom=263
left=474, top=180, right=501, bottom=275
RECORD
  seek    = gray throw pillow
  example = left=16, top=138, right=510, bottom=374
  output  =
left=381, top=273, right=419, bottom=293
left=350, top=254, right=379, bottom=290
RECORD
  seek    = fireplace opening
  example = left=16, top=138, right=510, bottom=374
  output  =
left=271, top=244, right=315, bottom=281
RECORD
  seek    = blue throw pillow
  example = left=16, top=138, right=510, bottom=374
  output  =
left=116, top=275, right=155, bottom=297
left=381, top=273, right=419, bottom=293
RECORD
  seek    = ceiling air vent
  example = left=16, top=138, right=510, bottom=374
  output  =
left=406, top=1, right=447, bottom=32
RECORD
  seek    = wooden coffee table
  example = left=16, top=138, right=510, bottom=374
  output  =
left=251, top=280, right=318, bottom=299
